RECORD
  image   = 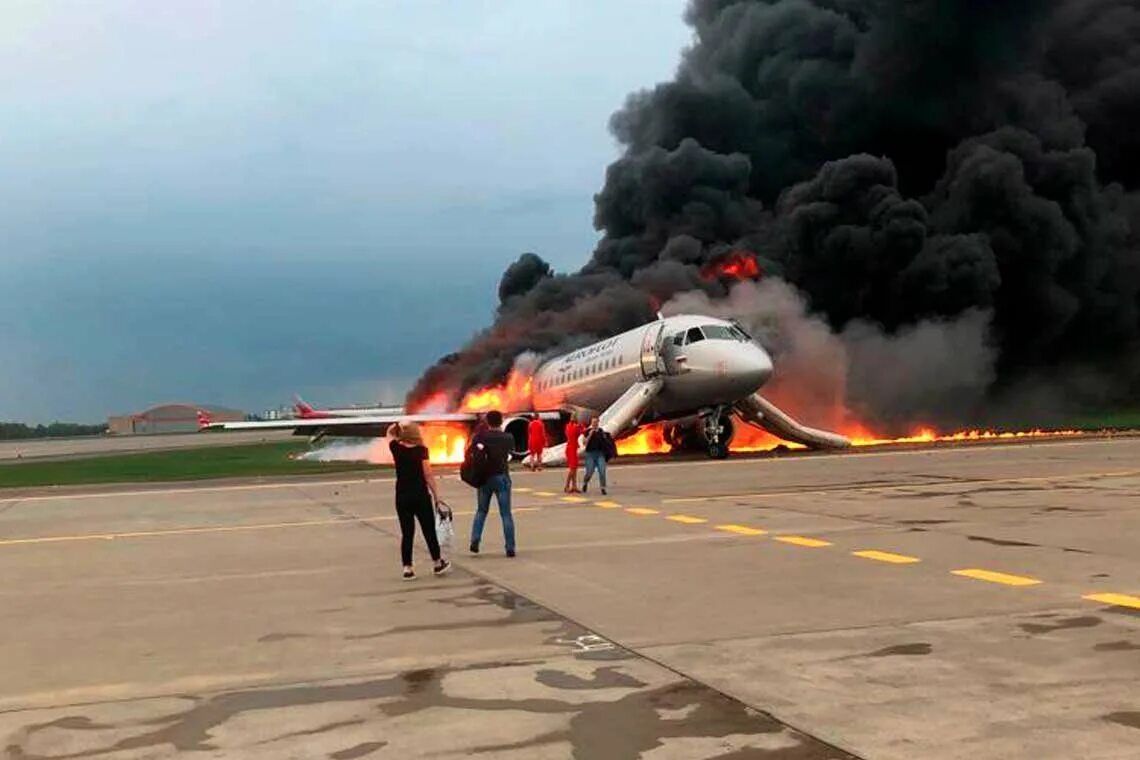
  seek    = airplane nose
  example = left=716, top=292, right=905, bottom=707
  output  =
left=741, top=345, right=773, bottom=388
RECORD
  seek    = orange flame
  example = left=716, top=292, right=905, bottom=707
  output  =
left=422, top=423, right=469, bottom=464
left=616, top=420, right=1082, bottom=457
left=615, top=425, right=670, bottom=456
left=408, top=369, right=538, bottom=464
left=701, top=250, right=762, bottom=281
left=459, top=368, right=534, bottom=413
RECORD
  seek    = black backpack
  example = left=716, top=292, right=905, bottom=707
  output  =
left=460, top=440, right=491, bottom=488
left=602, top=431, right=618, bottom=461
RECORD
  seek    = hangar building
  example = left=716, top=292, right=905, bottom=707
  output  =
left=107, top=404, right=245, bottom=435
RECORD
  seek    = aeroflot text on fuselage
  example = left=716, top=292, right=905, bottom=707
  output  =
left=558, top=338, right=621, bottom=367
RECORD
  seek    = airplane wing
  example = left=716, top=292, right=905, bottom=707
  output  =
left=199, top=410, right=563, bottom=439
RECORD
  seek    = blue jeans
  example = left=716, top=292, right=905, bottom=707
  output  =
left=472, top=473, right=515, bottom=552
left=583, top=451, right=607, bottom=490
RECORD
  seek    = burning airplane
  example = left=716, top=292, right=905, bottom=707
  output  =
left=200, top=311, right=850, bottom=464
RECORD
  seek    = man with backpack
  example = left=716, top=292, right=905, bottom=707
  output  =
left=581, top=416, right=616, bottom=495
left=463, top=410, right=517, bottom=557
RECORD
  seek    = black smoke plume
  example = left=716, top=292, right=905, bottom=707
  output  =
left=409, top=0, right=1140, bottom=425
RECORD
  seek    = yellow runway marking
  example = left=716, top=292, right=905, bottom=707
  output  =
left=0, top=508, right=543, bottom=548
left=716, top=524, right=767, bottom=536
left=533, top=491, right=557, bottom=497
left=625, top=507, right=660, bottom=516
left=560, top=496, right=589, bottom=503
left=774, top=536, right=832, bottom=548
left=666, top=514, right=707, bottom=525
left=1083, top=592, right=1140, bottom=610
left=952, top=568, right=1041, bottom=587
left=853, top=549, right=920, bottom=564
left=594, top=500, right=622, bottom=509
left=515, top=487, right=533, bottom=493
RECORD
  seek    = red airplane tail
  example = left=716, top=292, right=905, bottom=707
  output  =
left=196, top=410, right=212, bottom=430
left=294, top=395, right=317, bottom=418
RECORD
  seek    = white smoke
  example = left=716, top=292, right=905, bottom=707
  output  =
left=662, top=278, right=997, bottom=432
left=298, top=437, right=393, bottom=464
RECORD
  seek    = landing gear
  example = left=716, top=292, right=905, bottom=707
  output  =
left=701, top=407, right=732, bottom=459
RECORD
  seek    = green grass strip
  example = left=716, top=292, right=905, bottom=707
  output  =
left=0, top=442, right=386, bottom=489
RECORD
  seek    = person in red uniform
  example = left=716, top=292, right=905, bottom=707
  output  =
left=526, top=413, right=547, bottom=471
left=563, top=415, right=582, bottom=493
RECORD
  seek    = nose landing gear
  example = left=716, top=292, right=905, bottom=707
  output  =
left=702, top=407, right=732, bottom=459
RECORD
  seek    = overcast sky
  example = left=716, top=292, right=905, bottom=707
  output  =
left=1, top=0, right=690, bottom=422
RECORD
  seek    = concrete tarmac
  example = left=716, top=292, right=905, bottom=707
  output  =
left=1, top=438, right=1138, bottom=758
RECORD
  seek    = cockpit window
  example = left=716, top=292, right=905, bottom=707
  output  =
left=701, top=324, right=734, bottom=340
left=685, top=327, right=705, bottom=344
left=672, top=333, right=684, bottom=346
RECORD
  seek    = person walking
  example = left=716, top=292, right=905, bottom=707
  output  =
left=526, top=413, right=546, bottom=471
left=388, top=422, right=451, bottom=580
left=469, top=410, right=517, bottom=557
left=581, top=416, right=611, bottom=495
left=563, top=414, right=582, bottom=493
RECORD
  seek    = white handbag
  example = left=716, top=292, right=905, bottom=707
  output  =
left=435, top=501, right=454, bottom=551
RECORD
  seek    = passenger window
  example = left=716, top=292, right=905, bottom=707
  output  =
left=686, top=327, right=705, bottom=344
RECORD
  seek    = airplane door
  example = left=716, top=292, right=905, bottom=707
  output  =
left=639, top=322, right=665, bottom=380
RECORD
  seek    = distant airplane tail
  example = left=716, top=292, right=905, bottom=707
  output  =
left=196, top=410, right=213, bottom=430
left=294, top=395, right=317, bottom=418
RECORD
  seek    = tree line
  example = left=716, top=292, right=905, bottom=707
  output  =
left=0, top=422, right=106, bottom=440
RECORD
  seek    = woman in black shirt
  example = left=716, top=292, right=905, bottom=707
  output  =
left=389, top=422, right=450, bottom=580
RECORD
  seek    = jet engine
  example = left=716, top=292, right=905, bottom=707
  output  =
left=503, top=414, right=567, bottom=460
left=503, top=416, right=531, bottom=459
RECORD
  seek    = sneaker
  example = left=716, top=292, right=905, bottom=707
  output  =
left=601, top=487, right=607, bottom=495
left=506, top=549, right=516, bottom=558
left=402, top=568, right=416, bottom=581
left=433, top=559, right=452, bottom=576
left=469, top=542, right=480, bottom=555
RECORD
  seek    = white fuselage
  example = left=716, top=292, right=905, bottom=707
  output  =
left=530, top=314, right=773, bottom=422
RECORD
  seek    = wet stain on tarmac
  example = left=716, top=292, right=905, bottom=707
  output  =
left=897, top=519, right=955, bottom=525
left=258, top=633, right=311, bottom=643
left=536, top=666, right=647, bottom=690
left=1061, top=546, right=1093, bottom=554
left=967, top=535, right=1039, bottom=548
left=346, top=586, right=559, bottom=640
left=318, top=607, right=349, bottom=614
left=1104, top=712, right=1140, bottom=730
left=1092, top=573, right=1111, bottom=578
left=330, top=741, right=388, bottom=759
left=1102, top=606, right=1140, bottom=620
left=865, top=643, right=933, bottom=657
left=1094, top=640, right=1140, bottom=652
left=263, top=719, right=368, bottom=743
left=349, top=589, right=421, bottom=599
left=1020, top=616, right=1102, bottom=635
left=401, top=668, right=436, bottom=694
left=4, top=662, right=858, bottom=759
